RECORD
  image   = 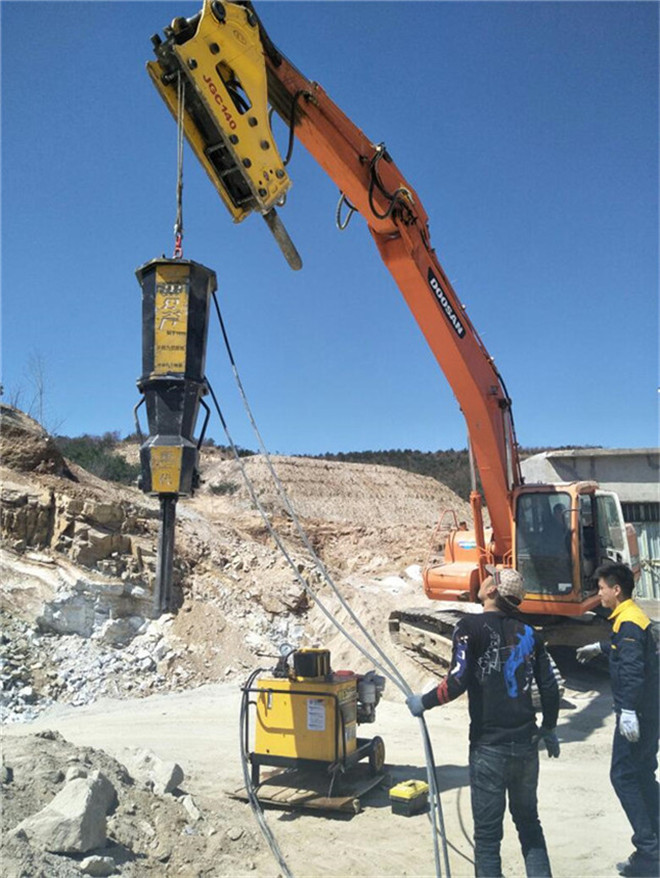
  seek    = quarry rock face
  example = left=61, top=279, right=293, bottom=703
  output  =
left=1, top=407, right=469, bottom=725
left=0, top=406, right=473, bottom=876
left=0, top=405, right=68, bottom=476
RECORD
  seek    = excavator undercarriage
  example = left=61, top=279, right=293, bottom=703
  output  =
left=389, top=604, right=481, bottom=672
left=388, top=602, right=613, bottom=703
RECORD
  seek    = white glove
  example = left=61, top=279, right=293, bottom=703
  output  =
left=576, top=642, right=602, bottom=664
left=619, top=710, right=640, bottom=742
left=406, top=693, right=425, bottom=717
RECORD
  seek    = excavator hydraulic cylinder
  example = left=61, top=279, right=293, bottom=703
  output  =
left=135, top=257, right=216, bottom=614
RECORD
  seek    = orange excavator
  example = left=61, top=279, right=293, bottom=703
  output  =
left=145, top=0, right=639, bottom=655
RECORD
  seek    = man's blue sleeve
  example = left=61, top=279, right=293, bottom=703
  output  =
left=421, top=618, right=472, bottom=709
left=616, top=621, right=647, bottom=711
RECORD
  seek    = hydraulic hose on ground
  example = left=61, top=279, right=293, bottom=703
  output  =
left=207, top=297, right=454, bottom=878
left=239, top=668, right=293, bottom=878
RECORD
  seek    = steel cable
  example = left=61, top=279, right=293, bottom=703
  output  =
left=206, top=296, right=453, bottom=877
left=210, top=292, right=411, bottom=694
left=207, top=376, right=451, bottom=877
left=205, top=378, right=405, bottom=694
left=173, top=72, right=185, bottom=258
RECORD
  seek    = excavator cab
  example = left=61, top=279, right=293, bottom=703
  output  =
left=514, top=482, right=637, bottom=616
left=514, top=490, right=574, bottom=600
left=424, top=481, right=638, bottom=618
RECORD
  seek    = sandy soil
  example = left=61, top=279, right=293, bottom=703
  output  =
left=0, top=410, right=640, bottom=877
left=4, top=653, right=630, bottom=878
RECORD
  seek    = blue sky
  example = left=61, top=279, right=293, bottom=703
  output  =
left=2, top=1, right=658, bottom=454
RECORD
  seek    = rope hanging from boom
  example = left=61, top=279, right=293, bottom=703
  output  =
left=173, top=72, right=185, bottom=259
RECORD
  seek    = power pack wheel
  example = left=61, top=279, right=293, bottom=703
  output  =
left=368, top=735, right=385, bottom=776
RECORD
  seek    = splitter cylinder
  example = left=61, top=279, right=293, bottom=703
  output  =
left=135, top=257, right=216, bottom=613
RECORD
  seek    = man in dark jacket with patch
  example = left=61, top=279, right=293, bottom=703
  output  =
left=577, top=561, right=659, bottom=878
left=406, top=568, right=560, bottom=878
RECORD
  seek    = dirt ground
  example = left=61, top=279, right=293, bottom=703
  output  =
left=3, top=650, right=632, bottom=878
left=0, top=408, right=646, bottom=877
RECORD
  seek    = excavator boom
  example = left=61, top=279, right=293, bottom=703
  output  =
left=262, top=47, right=522, bottom=563
left=146, top=1, right=637, bottom=632
left=146, top=0, right=522, bottom=560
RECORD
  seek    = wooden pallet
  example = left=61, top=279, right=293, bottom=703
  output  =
left=229, top=764, right=387, bottom=814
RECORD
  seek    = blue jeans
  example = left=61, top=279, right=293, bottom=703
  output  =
left=610, top=715, right=660, bottom=863
left=469, top=741, right=552, bottom=878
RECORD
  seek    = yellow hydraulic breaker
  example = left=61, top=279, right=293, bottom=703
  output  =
left=147, top=0, right=301, bottom=269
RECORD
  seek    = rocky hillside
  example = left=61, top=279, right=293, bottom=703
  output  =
left=0, top=404, right=470, bottom=723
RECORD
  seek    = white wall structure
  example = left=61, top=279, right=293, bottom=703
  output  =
left=521, top=448, right=659, bottom=502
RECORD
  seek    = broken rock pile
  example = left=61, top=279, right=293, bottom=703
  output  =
left=2, top=730, right=261, bottom=877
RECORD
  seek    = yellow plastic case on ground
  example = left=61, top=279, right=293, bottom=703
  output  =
left=389, top=780, right=429, bottom=816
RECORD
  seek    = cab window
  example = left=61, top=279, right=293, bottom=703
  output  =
left=515, top=492, right=572, bottom=595
left=595, top=494, right=625, bottom=553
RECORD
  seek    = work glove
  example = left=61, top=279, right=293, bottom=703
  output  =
left=536, top=726, right=560, bottom=758
left=619, top=709, right=640, bottom=742
left=406, top=693, right=425, bottom=718
left=576, top=642, right=602, bottom=664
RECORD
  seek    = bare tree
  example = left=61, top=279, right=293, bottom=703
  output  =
left=4, top=352, right=64, bottom=433
left=5, top=382, right=25, bottom=409
left=27, top=352, right=47, bottom=426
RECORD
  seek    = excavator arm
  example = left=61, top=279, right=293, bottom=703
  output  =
left=263, top=41, right=523, bottom=563
left=147, top=0, right=521, bottom=565
left=145, top=0, right=642, bottom=644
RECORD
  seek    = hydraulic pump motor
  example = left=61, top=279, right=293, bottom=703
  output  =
left=356, top=670, right=386, bottom=723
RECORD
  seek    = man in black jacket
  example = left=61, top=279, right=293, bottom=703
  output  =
left=407, top=568, right=560, bottom=878
left=577, top=561, right=659, bottom=878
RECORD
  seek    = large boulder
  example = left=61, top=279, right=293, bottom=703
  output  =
left=12, top=770, right=117, bottom=853
left=121, top=748, right=184, bottom=795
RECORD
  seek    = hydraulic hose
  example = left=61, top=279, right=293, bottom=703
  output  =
left=239, top=668, right=294, bottom=878
left=207, top=298, right=453, bottom=877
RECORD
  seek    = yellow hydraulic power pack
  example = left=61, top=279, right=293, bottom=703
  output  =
left=244, top=648, right=386, bottom=786
left=255, top=654, right=358, bottom=763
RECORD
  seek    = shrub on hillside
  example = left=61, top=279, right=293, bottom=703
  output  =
left=55, top=432, right=141, bottom=485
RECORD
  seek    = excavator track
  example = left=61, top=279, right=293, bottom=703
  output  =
left=388, top=604, right=574, bottom=703
left=389, top=604, right=484, bottom=673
